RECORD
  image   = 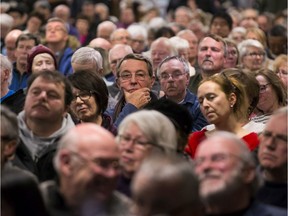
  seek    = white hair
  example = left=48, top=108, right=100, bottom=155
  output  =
left=127, top=24, right=148, bottom=41
left=0, top=54, right=13, bottom=85
left=169, top=36, right=189, bottom=52
left=0, top=13, right=14, bottom=28
left=117, top=110, right=178, bottom=153
left=71, top=47, right=103, bottom=70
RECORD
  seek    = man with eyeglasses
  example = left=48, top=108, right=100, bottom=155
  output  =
left=45, top=17, right=73, bottom=76
left=194, top=131, right=286, bottom=216
left=157, top=56, right=207, bottom=132
left=257, top=107, right=287, bottom=209
left=41, top=123, right=131, bottom=216
left=111, top=53, right=156, bottom=127
left=11, top=71, right=75, bottom=182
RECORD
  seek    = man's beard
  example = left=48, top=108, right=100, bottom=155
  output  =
left=198, top=166, right=244, bottom=205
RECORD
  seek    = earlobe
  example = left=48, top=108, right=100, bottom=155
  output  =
left=229, top=93, right=237, bottom=107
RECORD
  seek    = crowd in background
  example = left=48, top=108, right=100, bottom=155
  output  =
left=0, top=0, right=287, bottom=215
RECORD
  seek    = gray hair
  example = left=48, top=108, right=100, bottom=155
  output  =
left=0, top=13, right=14, bottom=28
left=127, top=24, right=148, bottom=41
left=108, top=44, right=133, bottom=62
left=237, top=39, right=265, bottom=60
left=169, top=36, right=189, bottom=52
left=207, top=131, right=259, bottom=195
left=71, top=47, right=103, bottom=70
left=97, top=20, right=117, bottom=34
left=151, top=37, right=177, bottom=56
left=0, top=54, right=13, bottom=85
left=157, top=55, right=190, bottom=77
left=132, top=153, right=201, bottom=209
left=116, top=110, right=177, bottom=154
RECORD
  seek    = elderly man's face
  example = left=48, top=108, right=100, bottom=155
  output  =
left=194, top=137, right=248, bottom=202
left=117, top=59, right=154, bottom=93
left=67, top=135, right=120, bottom=201
left=158, top=59, right=189, bottom=102
left=150, top=42, right=172, bottom=70
left=258, top=113, right=287, bottom=171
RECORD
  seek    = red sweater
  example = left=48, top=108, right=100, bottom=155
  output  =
left=185, top=129, right=260, bottom=159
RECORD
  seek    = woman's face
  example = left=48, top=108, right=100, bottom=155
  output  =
left=224, top=45, right=238, bottom=68
left=256, top=75, right=279, bottom=113
left=276, top=62, right=288, bottom=89
left=70, top=88, right=100, bottom=122
left=242, top=46, right=265, bottom=71
left=118, top=122, right=153, bottom=176
left=197, top=81, right=233, bottom=125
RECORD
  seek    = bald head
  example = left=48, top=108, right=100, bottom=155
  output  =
left=97, top=21, right=117, bottom=41
left=4, top=29, right=23, bottom=62
left=110, top=28, right=131, bottom=46
left=89, top=37, right=112, bottom=51
left=54, top=123, right=118, bottom=171
left=108, top=44, right=133, bottom=76
left=53, top=4, right=70, bottom=22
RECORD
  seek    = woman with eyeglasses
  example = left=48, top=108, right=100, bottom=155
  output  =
left=185, top=71, right=260, bottom=159
left=251, top=69, right=287, bottom=124
left=273, top=54, right=288, bottom=91
left=68, top=70, right=117, bottom=135
left=115, top=110, right=178, bottom=197
left=238, top=39, right=268, bottom=72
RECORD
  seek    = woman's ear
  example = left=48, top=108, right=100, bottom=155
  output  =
left=229, top=92, right=237, bottom=107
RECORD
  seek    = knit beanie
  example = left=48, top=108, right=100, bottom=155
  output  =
left=27, top=45, right=57, bottom=73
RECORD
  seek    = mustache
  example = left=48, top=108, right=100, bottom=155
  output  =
left=203, top=57, right=213, bottom=63
left=198, top=170, right=222, bottom=181
left=32, top=103, right=49, bottom=110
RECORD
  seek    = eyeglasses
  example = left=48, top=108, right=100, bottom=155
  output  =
left=276, top=69, right=288, bottom=77
left=159, top=72, right=186, bottom=81
left=119, top=72, right=147, bottom=81
left=70, top=151, right=120, bottom=170
left=118, top=134, right=151, bottom=149
left=245, top=52, right=265, bottom=58
left=46, top=27, right=66, bottom=32
left=131, top=39, right=145, bottom=44
left=72, top=91, right=93, bottom=102
left=117, top=134, right=164, bottom=151
left=194, top=152, right=242, bottom=167
left=227, top=50, right=238, bottom=57
left=262, top=130, right=287, bottom=143
left=259, top=83, right=270, bottom=93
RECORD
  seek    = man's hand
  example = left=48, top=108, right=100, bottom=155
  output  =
left=124, top=88, right=151, bottom=109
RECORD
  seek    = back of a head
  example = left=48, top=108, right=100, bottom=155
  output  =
left=1, top=169, right=49, bottom=216
left=144, top=99, right=192, bottom=136
left=132, top=153, right=202, bottom=215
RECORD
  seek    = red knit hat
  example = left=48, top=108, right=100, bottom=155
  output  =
left=27, top=45, right=57, bottom=73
